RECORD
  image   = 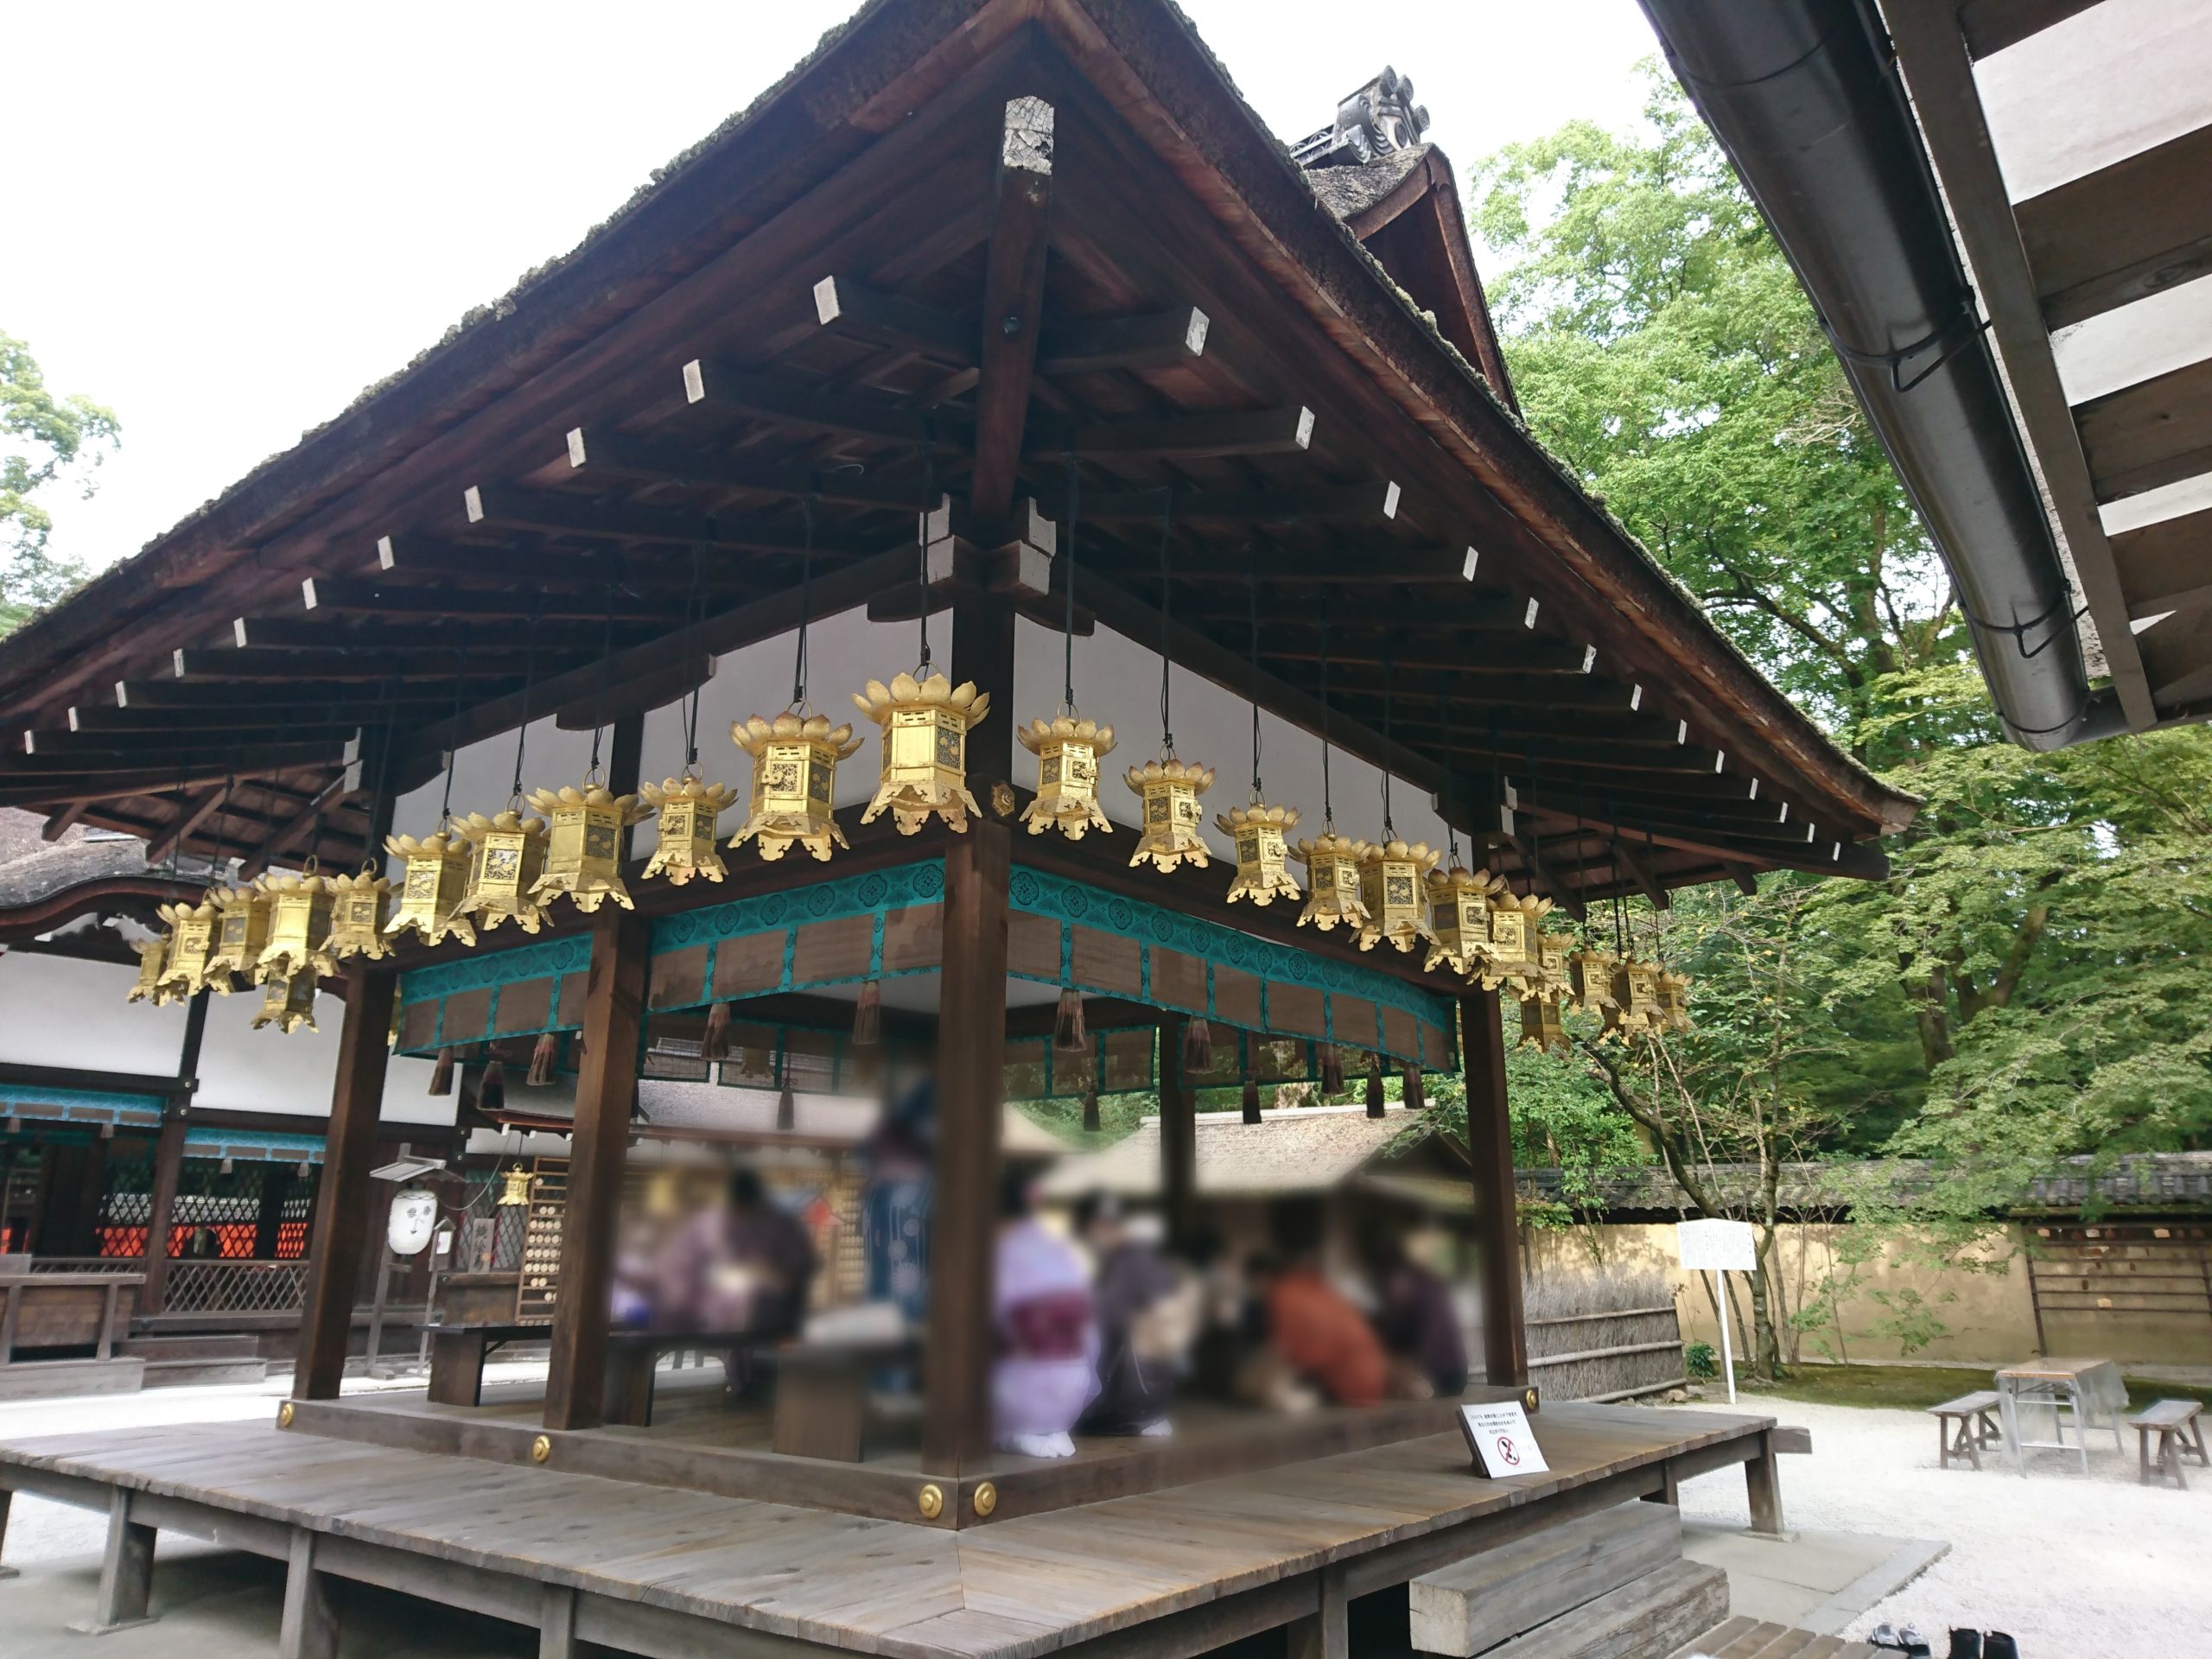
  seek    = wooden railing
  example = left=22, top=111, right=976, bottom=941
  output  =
left=162, top=1259, right=310, bottom=1315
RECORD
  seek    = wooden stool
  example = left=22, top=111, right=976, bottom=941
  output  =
left=1929, top=1389, right=2003, bottom=1471
left=2129, top=1399, right=2208, bottom=1489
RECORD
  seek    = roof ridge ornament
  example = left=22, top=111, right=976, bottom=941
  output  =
left=1290, top=67, right=1432, bottom=170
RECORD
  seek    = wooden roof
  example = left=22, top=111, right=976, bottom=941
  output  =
left=0, top=0, right=1913, bottom=904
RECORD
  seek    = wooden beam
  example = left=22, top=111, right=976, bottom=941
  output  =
left=12, top=738, right=344, bottom=777
left=373, top=534, right=741, bottom=591
left=111, top=675, right=493, bottom=713
left=1259, top=638, right=1593, bottom=677
left=681, top=357, right=969, bottom=448
left=1461, top=988, right=1527, bottom=1389
left=1080, top=480, right=1398, bottom=525
left=543, top=907, right=649, bottom=1432
left=240, top=774, right=349, bottom=879
left=301, top=576, right=696, bottom=625
left=1505, top=833, right=1586, bottom=923
left=1610, top=836, right=1672, bottom=911
left=922, top=819, right=1011, bottom=1478
left=1958, top=0, right=2103, bottom=58
left=1031, top=405, right=1314, bottom=461
left=561, top=428, right=933, bottom=513
left=812, top=273, right=974, bottom=361
left=67, top=701, right=440, bottom=738
left=174, top=646, right=531, bottom=683
left=1038, top=305, right=1209, bottom=375
left=293, top=963, right=395, bottom=1400
left=1722, top=861, right=1761, bottom=897
left=461, top=484, right=879, bottom=559
left=969, top=92, right=1056, bottom=532
left=40, top=802, right=87, bottom=841
left=2016, top=123, right=2212, bottom=328
left=232, top=615, right=642, bottom=655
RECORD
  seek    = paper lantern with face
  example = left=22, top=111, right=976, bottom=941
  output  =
left=387, top=1185, right=441, bottom=1256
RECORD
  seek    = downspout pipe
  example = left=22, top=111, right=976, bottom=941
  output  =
left=1637, top=0, right=2126, bottom=748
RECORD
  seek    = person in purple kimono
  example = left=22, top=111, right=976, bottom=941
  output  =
left=992, top=1168, right=1098, bottom=1459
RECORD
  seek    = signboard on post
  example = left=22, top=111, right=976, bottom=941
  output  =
left=1675, top=1217, right=1755, bottom=1404
left=1457, top=1400, right=1550, bottom=1478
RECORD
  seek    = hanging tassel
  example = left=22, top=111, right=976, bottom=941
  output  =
left=1241, top=1072, right=1262, bottom=1125
left=1403, top=1065, right=1425, bottom=1111
left=526, top=1032, right=558, bottom=1088
left=851, top=980, right=882, bottom=1050
left=1081, top=1088, right=1101, bottom=1134
left=1181, top=1016, right=1214, bottom=1077
left=1364, top=1057, right=1385, bottom=1119
left=777, top=1077, right=798, bottom=1132
left=1319, top=1043, right=1344, bottom=1096
left=1053, top=987, right=1087, bottom=1054
left=701, top=1001, right=733, bottom=1063
left=480, top=1057, right=507, bottom=1114
left=428, top=1046, right=454, bottom=1097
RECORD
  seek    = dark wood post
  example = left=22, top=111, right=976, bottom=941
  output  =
left=542, top=908, right=648, bottom=1432
left=252, top=1163, right=294, bottom=1260
left=1157, top=1012, right=1198, bottom=1250
left=293, top=963, right=397, bottom=1399
left=1460, top=988, right=1528, bottom=1388
left=921, top=818, right=1011, bottom=1478
left=139, top=990, right=208, bottom=1314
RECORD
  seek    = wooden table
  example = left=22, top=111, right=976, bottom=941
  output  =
left=1994, top=1356, right=2127, bottom=1475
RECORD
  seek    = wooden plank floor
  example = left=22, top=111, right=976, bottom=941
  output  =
left=0, top=1402, right=1776, bottom=1659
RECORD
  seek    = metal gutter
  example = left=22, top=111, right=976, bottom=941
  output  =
left=1637, top=0, right=2126, bottom=748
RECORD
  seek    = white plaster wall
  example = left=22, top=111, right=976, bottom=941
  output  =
left=0, top=950, right=194, bottom=1072
left=194, top=983, right=450, bottom=1125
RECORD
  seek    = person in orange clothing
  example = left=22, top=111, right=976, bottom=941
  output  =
left=1250, top=1250, right=1389, bottom=1408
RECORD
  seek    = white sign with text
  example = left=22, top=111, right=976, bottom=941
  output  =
left=1675, top=1217, right=1756, bottom=1272
left=1458, top=1401, right=1549, bottom=1478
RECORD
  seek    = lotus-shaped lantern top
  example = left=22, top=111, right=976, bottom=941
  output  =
left=524, top=782, right=649, bottom=823
left=156, top=897, right=218, bottom=925
left=1018, top=714, right=1116, bottom=755
left=256, top=869, right=331, bottom=896
left=451, top=809, right=547, bottom=840
left=1124, top=756, right=1214, bottom=791
left=385, top=830, right=464, bottom=858
left=852, top=672, right=989, bottom=725
left=1215, top=801, right=1300, bottom=834
left=731, top=711, right=861, bottom=759
left=1363, top=837, right=1442, bottom=874
left=1292, top=830, right=1371, bottom=862
left=639, top=776, right=741, bottom=812
left=1427, top=864, right=1505, bottom=898
left=328, top=868, right=388, bottom=895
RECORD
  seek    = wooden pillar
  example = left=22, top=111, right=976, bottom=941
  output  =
left=0, top=1486, right=18, bottom=1579
left=1284, top=1564, right=1348, bottom=1659
left=252, top=1162, right=294, bottom=1260
left=1460, top=988, right=1528, bottom=1388
left=277, top=1529, right=339, bottom=1659
left=1157, top=1012, right=1198, bottom=1250
left=1745, top=1429, right=1786, bottom=1535
left=292, top=963, right=396, bottom=1400
left=921, top=818, right=1011, bottom=1478
left=542, top=908, right=648, bottom=1432
left=78, top=1488, right=156, bottom=1634
left=142, top=988, right=209, bottom=1312
left=607, top=711, right=645, bottom=857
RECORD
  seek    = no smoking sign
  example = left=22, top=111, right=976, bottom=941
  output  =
left=1458, top=1401, right=1550, bottom=1478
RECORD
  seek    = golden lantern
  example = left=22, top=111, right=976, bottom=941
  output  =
left=154, top=899, right=219, bottom=999
left=1017, top=715, right=1116, bottom=840
left=1125, top=757, right=1216, bottom=873
left=728, top=712, right=861, bottom=862
left=498, top=1164, right=533, bottom=1206
left=326, top=868, right=393, bottom=963
left=1533, top=930, right=1576, bottom=1002
left=203, top=884, right=273, bottom=992
left=1568, top=947, right=1618, bottom=1016
left=1356, top=840, right=1440, bottom=954
left=1292, top=832, right=1374, bottom=936
left=126, top=934, right=174, bottom=1006
left=251, top=969, right=319, bottom=1034
left=526, top=783, right=650, bottom=912
left=454, top=810, right=553, bottom=935
left=853, top=673, right=990, bottom=835
left=639, top=776, right=739, bottom=886
left=1425, top=865, right=1503, bottom=976
left=383, top=831, right=476, bottom=948
left=1217, top=802, right=1300, bottom=906
left=257, top=871, right=337, bottom=984
left=1603, top=957, right=1664, bottom=1040
left=1481, top=890, right=1551, bottom=993
left=1519, top=992, right=1570, bottom=1056
left=1655, top=969, right=1693, bottom=1033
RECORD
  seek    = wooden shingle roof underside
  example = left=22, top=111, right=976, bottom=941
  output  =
left=0, top=0, right=1915, bottom=903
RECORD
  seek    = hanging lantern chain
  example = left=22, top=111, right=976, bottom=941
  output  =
left=1155, top=486, right=1176, bottom=759
left=587, top=559, right=623, bottom=785
left=915, top=454, right=936, bottom=675
left=1063, top=450, right=1079, bottom=713
left=1441, top=683, right=1459, bottom=868
left=791, top=496, right=816, bottom=710
left=681, top=545, right=706, bottom=774
left=1319, top=620, right=1334, bottom=831
left=1379, top=652, right=1395, bottom=840
left=508, top=606, right=542, bottom=809
left=1246, top=540, right=1263, bottom=802
left=438, top=627, right=472, bottom=829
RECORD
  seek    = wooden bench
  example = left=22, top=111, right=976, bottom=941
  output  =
left=1929, top=1389, right=2003, bottom=1471
left=2129, top=1398, right=2208, bottom=1489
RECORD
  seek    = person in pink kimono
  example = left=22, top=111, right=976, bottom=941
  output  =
left=992, top=1169, right=1098, bottom=1459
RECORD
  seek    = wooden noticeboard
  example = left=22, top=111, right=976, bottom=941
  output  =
left=515, top=1159, right=568, bottom=1325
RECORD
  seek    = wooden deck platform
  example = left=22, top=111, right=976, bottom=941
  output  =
left=0, top=1402, right=1789, bottom=1658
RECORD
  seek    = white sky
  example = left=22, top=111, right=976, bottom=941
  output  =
left=3, top=0, right=1658, bottom=582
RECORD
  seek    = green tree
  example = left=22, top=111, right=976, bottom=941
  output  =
left=3, top=331, right=119, bottom=632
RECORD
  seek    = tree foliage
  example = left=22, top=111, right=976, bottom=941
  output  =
left=2, top=331, right=118, bottom=632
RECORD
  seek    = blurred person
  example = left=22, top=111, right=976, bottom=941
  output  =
left=1246, top=1246, right=1391, bottom=1408
left=656, top=1166, right=817, bottom=1341
left=1360, top=1224, right=1468, bottom=1398
left=1072, top=1192, right=1194, bottom=1437
left=862, top=1078, right=935, bottom=1328
left=993, top=1167, right=1098, bottom=1458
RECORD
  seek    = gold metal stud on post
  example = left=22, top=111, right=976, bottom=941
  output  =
left=639, top=776, right=739, bottom=885
left=1126, top=757, right=1215, bottom=872
left=855, top=672, right=991, bottom=834
left=526, top=782, right=650, bottom=912
left=917, top=1484, right=944, bottom=1520
left=728, top=713, right=861, bottom=862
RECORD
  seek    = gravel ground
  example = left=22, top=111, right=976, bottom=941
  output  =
left=1669, top=1395, right=2212, bottom=1656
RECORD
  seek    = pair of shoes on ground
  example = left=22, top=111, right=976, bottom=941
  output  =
left=1870, top=1626, right=2018, bottom=1658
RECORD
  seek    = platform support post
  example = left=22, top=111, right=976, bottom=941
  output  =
left=539, top=1582, right=581, bottom=1658
left=1745, top=1428, right=1787, bottom=1536
left=1460, top=988, right=1528, bottom=1388
left=0, top=1487, right=17, bottom=1579
left=1285, top=1564, right=1348, bottom=1659
left=75, top=1486, right=156, bottom=1634
left=294, top=963, right=396, bottom=1400
left=278, top=1529, right=339, bottom=1659
left=543, top=907, right=648, bottom=1433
